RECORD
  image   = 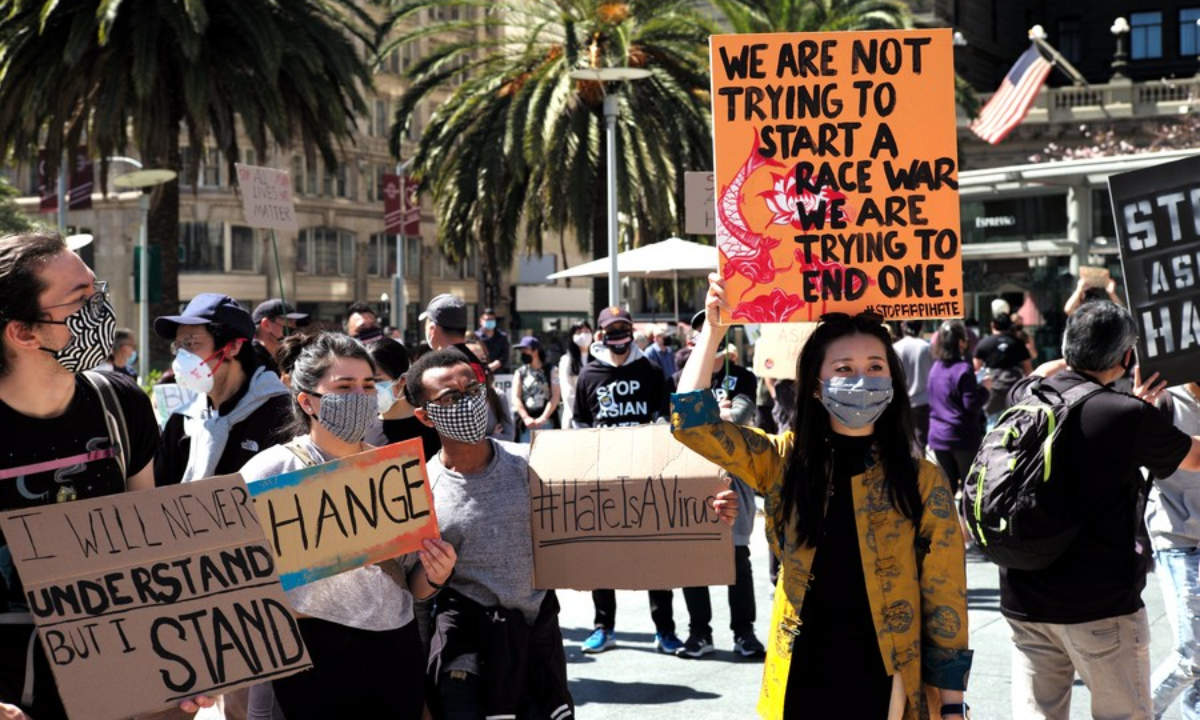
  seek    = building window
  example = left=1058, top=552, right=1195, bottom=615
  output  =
left=201, top=148, right=222, bottom=187
left=298, top=228, right=356, bottom=275
left=242, top=149, right=257, bottom=168
left=305, top=156, right=319, bottom=197
left=1056, top=18, right=1083, bottom=64
left=180, top=222, right=223, bottom=273
left=961, top=195, right=1067, bottom=245
left=1131, top=11, right=1163, bottom=60
left=369, top=233, right=400, bottom=277
left=291, top=156, right=305, bottom=197
left=405, top=236, right=421, bottom=279
left=1182, top=8, right=1200, bottom=57
left=323, top=163, right=348, bottom=198
left=373, top=99, right=389, bottom=138
left=230, top=225, right=258, bottom=272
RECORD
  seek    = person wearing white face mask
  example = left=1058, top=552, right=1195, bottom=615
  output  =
left=154, top=293, right=292, bottom=486
left=364, top=337, right=442, bottom=461
left=557, top=321, right=593, bottom=430
left=239, top=332, right=456, bottom=720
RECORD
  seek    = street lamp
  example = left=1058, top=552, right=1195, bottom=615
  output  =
left=569, top=67, right=651, bottom=308
left=391, top=157, right=414, bottom=337
left=113, top=162, right=177, bottom=381
left=1111, top=17, right=1131, bottom=78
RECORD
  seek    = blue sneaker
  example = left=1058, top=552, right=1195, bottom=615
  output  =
left=655, top=631, right=684, bottom=654
left=581, top=628, right=616, bottom=653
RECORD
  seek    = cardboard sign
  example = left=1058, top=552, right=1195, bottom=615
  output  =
left=1079, top=265, right=1111, bottom=290
left=0, top=477, right=311, bottom=720
left=752, top=322, right=818, bottom=380
left=1109, top=155, right=1200, bottom=382
left=710, top=30, right=962, bottom=323
left=246, top=440, right=438, bottom=590
left=527, top=425, right=733, bottom=590
left=234, top=163, right=298, bottom=231
left=152, top=384, right=198, bottom=428
left=685, top=171, right=717, bottom=235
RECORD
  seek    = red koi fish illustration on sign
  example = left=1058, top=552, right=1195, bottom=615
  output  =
left=717, top=134, right=792, bottom=293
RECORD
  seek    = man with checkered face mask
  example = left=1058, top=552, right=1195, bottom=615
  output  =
left=405, top=349, right=574, bottom=718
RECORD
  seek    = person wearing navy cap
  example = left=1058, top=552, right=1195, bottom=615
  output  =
left=153, top=293, right=291, bottom=486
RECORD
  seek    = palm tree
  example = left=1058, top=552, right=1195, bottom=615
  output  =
left=709, top=0, right=979, bottom=116
left=0, top=0, right=374, bottom=362
left=383, top=0, right=717, bottom=312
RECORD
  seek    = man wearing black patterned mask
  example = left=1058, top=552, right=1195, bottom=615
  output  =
left=571, top=306, right=679, bottom=655
left=0, top=232, right=213, bottom=719
left=406, top=349, right=575, bottom=719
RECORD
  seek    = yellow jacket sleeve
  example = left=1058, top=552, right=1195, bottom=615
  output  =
left=670, top=390, right=791, bottom=496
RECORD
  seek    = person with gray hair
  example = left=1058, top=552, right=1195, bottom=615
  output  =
left=1000, top=300, right=1200, bottom=719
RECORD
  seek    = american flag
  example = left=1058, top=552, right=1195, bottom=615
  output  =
left=970, top=44, right=1053, bottom=144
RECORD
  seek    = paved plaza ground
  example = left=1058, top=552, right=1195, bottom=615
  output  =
left=557, top=510, right=1182, bottom=719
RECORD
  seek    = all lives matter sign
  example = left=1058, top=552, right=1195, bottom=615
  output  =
left=0, top=476, right=311, bottom=720
left=1109, top=155, right=1200, bottom=381
left=527, top=424, right=733, bottom=591
left=710, top=30, right=962, bottom=323
left=235, top=163, right=298, bottom=231
left=246, top=439, right=438, bottom=591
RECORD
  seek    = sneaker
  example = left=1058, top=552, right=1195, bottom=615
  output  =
left=655, top=631, right=684, bottom=654
left=734, top=633, right=766, bottom=658
left=581, top=628, right=617, bottom=653
left=676, top=635, right=715, bottom=658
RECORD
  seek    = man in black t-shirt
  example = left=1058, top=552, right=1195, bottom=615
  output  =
left=573, top=307, right=679, bottom=655
left=974, top=313, right=1033, bottom=425
left=1001, top=301, right=1200, bottom=719
left=0, top=232, right=211, bottom=719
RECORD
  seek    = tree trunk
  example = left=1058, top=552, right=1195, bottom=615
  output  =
left=145, top=131, right=181, bottom=372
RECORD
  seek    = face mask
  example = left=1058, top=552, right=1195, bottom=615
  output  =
left=39, top=297, right=116, bottom=373
left=377, top=380, right=398, bottom=414
left=819, top=375, right=894, bottom=429
left=483, top=319, right=497, bottom=330
left=424, top=390, right=490, bottom=444
left=313, top=391, right=378, bottom=444
left=604, top=329, right=632, bottom=355
left=127, top=350, right=138, bottom=368
left=573, top=331, right=593, bottom=347
left=173, top=348, right=221, bottom=394
left=520, top=353, right=534, bottom=365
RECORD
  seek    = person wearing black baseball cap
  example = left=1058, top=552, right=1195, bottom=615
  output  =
left=252, top=298, right=311, bottom=372
left=573, top=305, right=680, bottom=656
left=154, top=293, right=291, bottom=486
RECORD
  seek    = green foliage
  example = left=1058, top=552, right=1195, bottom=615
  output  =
left=709, top=0, right=911, bottom=34
left=0, top=176, right=34, bottom=234
left=382, top=0, right=718, bottom=307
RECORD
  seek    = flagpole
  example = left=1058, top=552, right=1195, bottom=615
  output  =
left=1030, top=32, right=1112, bottom=118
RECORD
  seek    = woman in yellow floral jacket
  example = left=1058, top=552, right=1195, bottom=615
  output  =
left=672, top=275, right=972, bottom=720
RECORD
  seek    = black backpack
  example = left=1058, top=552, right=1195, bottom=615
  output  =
left=962, top=375, right=1107, bottom=570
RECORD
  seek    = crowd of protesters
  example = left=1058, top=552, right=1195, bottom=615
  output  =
left=6, top=230, right=1200, bottom=720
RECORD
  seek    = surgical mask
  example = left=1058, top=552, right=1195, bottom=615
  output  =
left=819, top=375, right=894, bottom=429
left=424, top=390, right=490, bottom=444
left=173, top=348, right=221, bottom=395
left=311, top=391, right=378, bottom=444
left=127, top=350, right=138, bottom=368
left=39, top=296, right=116, bottom=373
left=483, top=319, right=497, bottom=330
left=377, top=380, right=398, bottom=414
left=573, top=331, right=593, bottom=347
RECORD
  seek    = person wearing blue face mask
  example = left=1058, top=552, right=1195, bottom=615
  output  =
left=475, top=307, right=510, bottom=373
left=365, top=337, right=441, bottom=462
left=96, top=327, right=137, bottom=379
left=670, top=274, right=973, bottom=720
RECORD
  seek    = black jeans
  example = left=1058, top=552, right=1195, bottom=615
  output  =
left=592, top=589, right=675, bottom=634
left=934, top=447, right=977, bottom=495
left=682, top=545, right=756, bottom=639
left=0, top=624, right=67, bottom=720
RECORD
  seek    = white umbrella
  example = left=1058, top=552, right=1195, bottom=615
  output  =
left=546, top=237, right=717, bottom=320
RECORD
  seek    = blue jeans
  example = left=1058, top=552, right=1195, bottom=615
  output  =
left=1152, top=547, right=1200, bottom=720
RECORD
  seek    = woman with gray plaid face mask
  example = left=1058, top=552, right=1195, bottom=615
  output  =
left=236, top=332, right=457, bottom=720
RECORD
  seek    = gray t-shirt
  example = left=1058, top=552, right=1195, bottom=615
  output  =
left=894, top=336, right=932, bottom=408
left=427, top=440, right=544, bottom=624
left=1146, top=386, right=1200, bottom=550
left=239, top=436, right=416, bottom=631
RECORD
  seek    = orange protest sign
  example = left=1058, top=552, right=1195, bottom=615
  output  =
left=710, top=30, right=962, bottom=323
